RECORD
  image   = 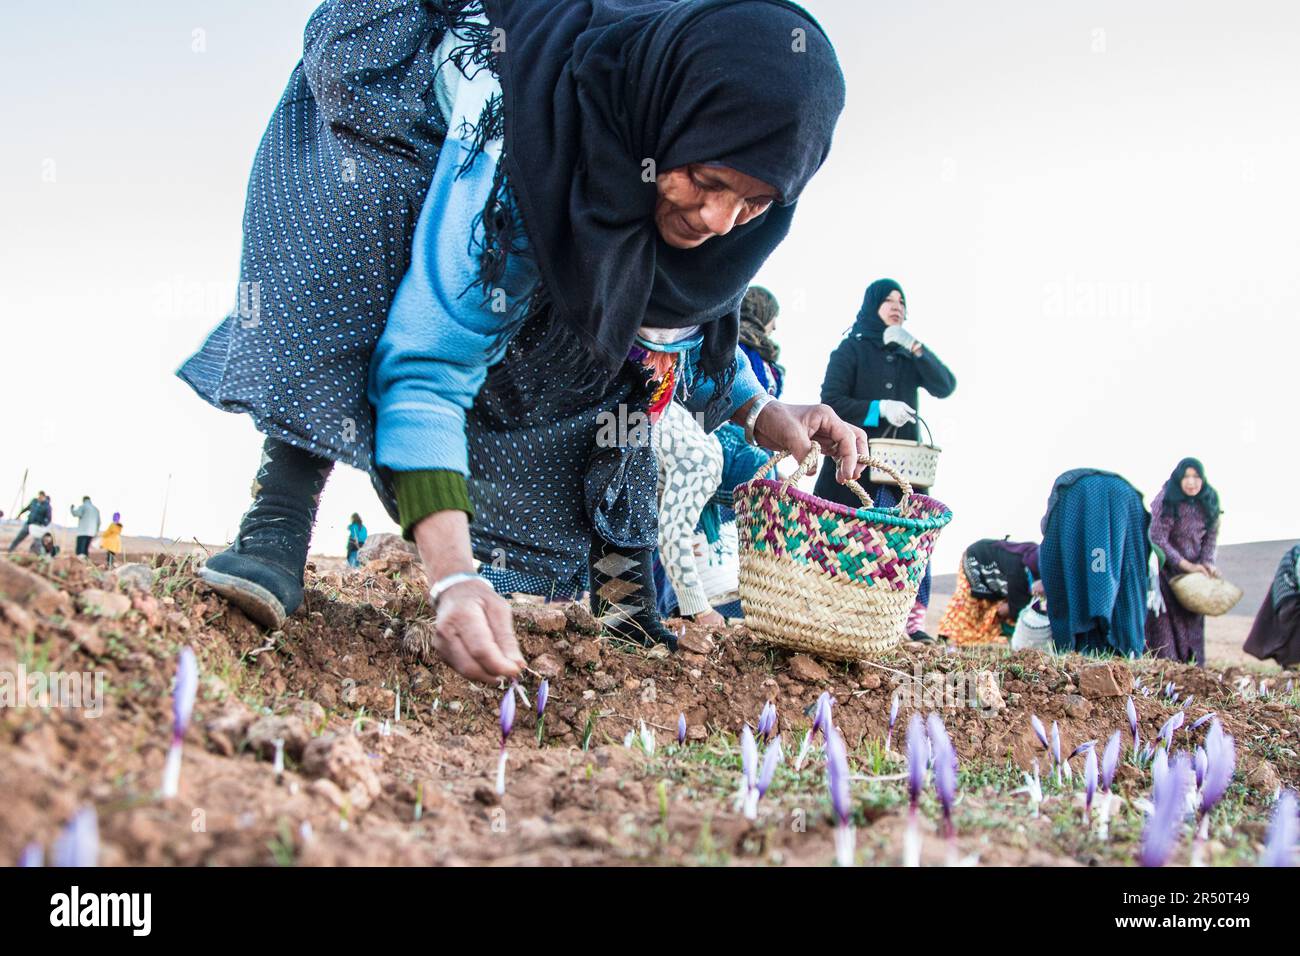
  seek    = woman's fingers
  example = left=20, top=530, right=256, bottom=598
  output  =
left=481, top=593, right=527, bottom=672
left=434, top=624, right=496, bottom=684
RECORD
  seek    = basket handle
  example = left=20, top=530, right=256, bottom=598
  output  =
left=746, top=442, right=913, bottom=510
left=881, top=414, right=935, bottom=447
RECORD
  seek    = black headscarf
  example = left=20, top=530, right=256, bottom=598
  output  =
left=739, top=285, right=781, bottom=364
left=482, top=0, right=845, bottom=377
left=1161, top=457, right=1221, bottom=527
left=851, top=277, right=905, bottom=342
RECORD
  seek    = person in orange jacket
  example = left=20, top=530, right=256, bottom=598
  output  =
left=99, top=512, right=124, bottom=568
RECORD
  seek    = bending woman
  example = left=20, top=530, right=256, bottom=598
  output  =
left=1037, top=469, right=1149, bottom=657
left=179, top=0, right=862, bottom=683
left=937, top=538, right=1041, bottom=646
left=1244, top=544, right=1300, bottom=667
left=1146, top=457, right=1221, bottom=665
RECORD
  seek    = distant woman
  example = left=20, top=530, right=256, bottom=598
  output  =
left=937, top=538, right=1041, bottom=646
left=1244, top=544, right=1300, bottom=667
left=346, top=514, right=368, bottom=569
left=1146, top=458, right=1220, bottom=665
left=1038, top=469, right=1149, bottom=657
left=815, top=278, right=956, bottom=640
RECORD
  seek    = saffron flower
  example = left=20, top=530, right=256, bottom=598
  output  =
left=495, top=684, right=515, bottom=795
left=1189, top=711, right=1216, bottom=734
left=1084, top=746, right=1098, bottom=825
left=757, top=736, right=783, bottom=799
left=18, top=843, right=43, bottom=867
left=928, top=714, right=958, bottom=862
left=1070, top=740, right=1097, bottom=760
left=1191, top=721, right=1235, bottom=866
left=1158, top=710, right=1184, bottom=750
left=1126, top=696, right=1139, bottom=752
left=741, top=724, right=759, bottom=819
left=1140, top=753, right=1192, bottom=867
left=161, top=646, right=198, bottom=799
left=1098, top=731, right=1122, bottom=838
left=756, top=701, right=777, bottom=742
left=1050, top=721, right=1063, bottom=786
left=1030, top=714, right=1049, bottom=750
left=796, top=692, right=832, bottom=771
left=1261, top=791, right=1298, bottom=867
left=885, top=693, right=900, bottom=752
left=904, top=714, right=926, bottom=866
left=52, top=806, right=99, bottom=868
left=535, top=679, right=549, bottom=743
left=824, top=727, right=854, bottom=866
left=677, top=712, right=687, bottom=746
left=1017, top=759, right=1043, bottom=818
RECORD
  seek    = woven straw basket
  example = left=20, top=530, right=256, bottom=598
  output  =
left=868, top=416, right=941, bottom=490
left=1169, top=572, right=1243, bottom=617
left=733, top=444, right=953, bottom=660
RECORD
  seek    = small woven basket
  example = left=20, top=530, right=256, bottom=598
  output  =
left=868, top=416, right=941, bottom=490
left=1169, top=572, right=1243, bottom=617
left=733, top=444, right=953, bottom=660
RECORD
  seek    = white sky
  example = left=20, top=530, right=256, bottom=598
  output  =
left=2, top=0, right=1298, bottom=575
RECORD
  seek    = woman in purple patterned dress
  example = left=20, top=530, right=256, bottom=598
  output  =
left=1146, top=458, right=1221, bottom=665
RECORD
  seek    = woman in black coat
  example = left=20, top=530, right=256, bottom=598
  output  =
left=813, top=277, right=956, bottom=638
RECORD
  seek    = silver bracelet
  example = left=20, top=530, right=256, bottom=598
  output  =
left=743, top=394, right=776, bottom=445
left=429, top=571, right=489, bottom=612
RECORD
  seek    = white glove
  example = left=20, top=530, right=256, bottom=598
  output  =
left=882, top=325, right=920, bottom=352
left=878, top=400, right=917, bottom=428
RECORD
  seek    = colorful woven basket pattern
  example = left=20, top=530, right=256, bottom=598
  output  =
left=734, top=471, right=952, bottom=660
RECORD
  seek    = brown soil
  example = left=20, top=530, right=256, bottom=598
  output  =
left=2, top=549, right=1296, bottom=867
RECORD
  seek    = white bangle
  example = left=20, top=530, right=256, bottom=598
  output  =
left=429, top=571, right=489, bottom=611
left=743, top=394, right=775, bottom=446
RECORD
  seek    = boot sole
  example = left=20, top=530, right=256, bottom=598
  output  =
left=198, top=567, right=287, bottom=630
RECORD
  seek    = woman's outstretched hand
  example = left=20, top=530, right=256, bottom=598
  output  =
left=743, top=400, right=870, bottom=485
left=413, top=510, right=526, bottom=683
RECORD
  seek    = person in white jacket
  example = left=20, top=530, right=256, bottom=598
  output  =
left=71, top=496, right=101, bottom=559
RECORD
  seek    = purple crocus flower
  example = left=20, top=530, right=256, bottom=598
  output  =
left=1050, top=721, right=1061, bottom=766
left=677, top=712, right=687, bottom=746
left=885, top=694, right=901, bottom=751
left=1151, top=747, right=1168, bottom=792
left=928, top=714, right=957, bottom=837
left=1101, top=732, right=1121, bottom=792
left=824, top=727, right=854, bottom=866
left=811, top=692, right=833, bottom=740
left=161, top=646, right=198, bottom=798
left=757, top=736, right=783, bottom=798
left=500, top=685, right=516, bottom=741
left=1126, top=696, right=1139, bottom=751
left=1261, top=791, right=1298, bottom=867
left=1140, top=754, right=1192, bottom=867
left=1194, top=747, right=1208, bottom=790
left=1070, top=740, right=1097, bottom=760
left=1030, top=714, right=1049, bottom=750
left=51, top=806, right=99, bottom=868
left=536, top=679, right=549, bottom=718
left=756, top=701, right=777, bottom=742
left=1084, top=746, right=1098, bottom=823
left=1158, top=711, right=1184, bottom=750
left=18, top=843, right=43, bottom=867
left=741, top=724, right=758, bottom=790
left=1199, top=721, right=1235, bottom=816
left=495, top=685, right=516, bottom=795
left=906, top=714, right=927, bottom=808
left=1189, top=712, right=1217, bottom=733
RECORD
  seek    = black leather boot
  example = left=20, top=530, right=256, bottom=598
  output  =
left=199, top=437, right=332, bottom=629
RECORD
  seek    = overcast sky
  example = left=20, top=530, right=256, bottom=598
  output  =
left=2, top=0, right=1298, bottom=576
